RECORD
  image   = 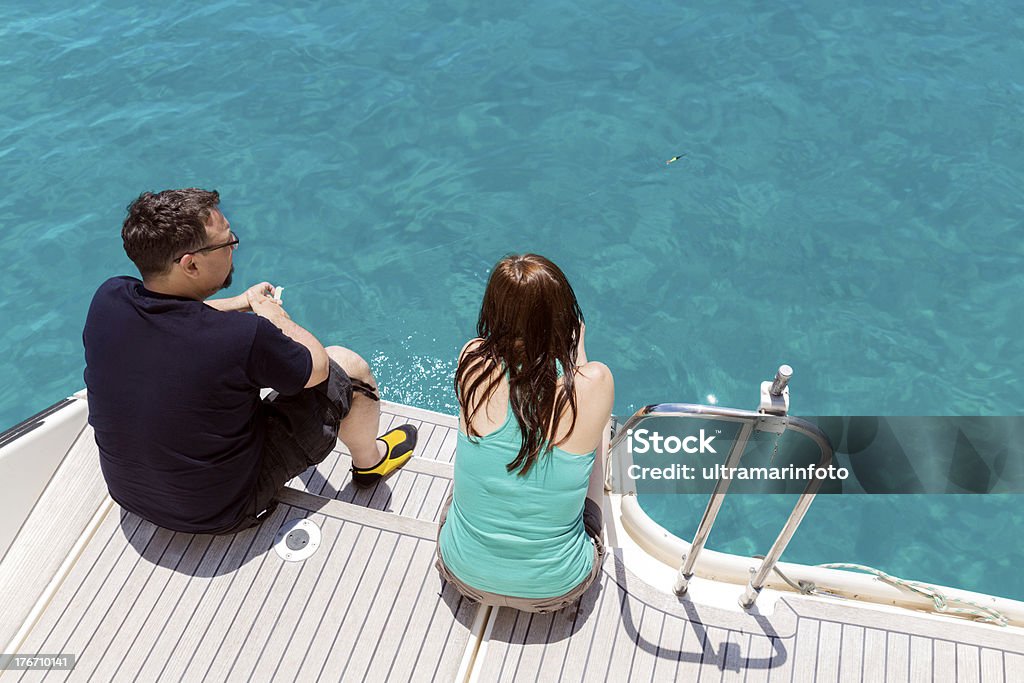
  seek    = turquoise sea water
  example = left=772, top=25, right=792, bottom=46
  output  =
left=1, top=2, right=1021, bottom=599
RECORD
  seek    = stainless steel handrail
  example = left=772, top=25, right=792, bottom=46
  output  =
left=609, top=398, right=834, bottom=608
left=610, top=403, right=831, bottom=454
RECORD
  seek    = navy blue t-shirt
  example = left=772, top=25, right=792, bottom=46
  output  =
left=83, top=276, right=312, bottom=533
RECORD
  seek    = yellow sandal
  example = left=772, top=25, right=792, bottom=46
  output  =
left=351, top=424, right=418, bottom=488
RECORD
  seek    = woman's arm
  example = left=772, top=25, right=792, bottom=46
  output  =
left=456, top=338, right=486, bottom=432
left=587, top=419, right=610, bottom=502
left=576, top=321, right=587, bottom=365
left=583, top=419, right=611, bottom=539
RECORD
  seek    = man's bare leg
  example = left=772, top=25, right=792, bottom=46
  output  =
left=325, top=346, right=386, bottom=469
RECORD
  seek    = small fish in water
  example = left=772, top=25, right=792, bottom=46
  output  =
left=665, top=153, right=687, bottom=165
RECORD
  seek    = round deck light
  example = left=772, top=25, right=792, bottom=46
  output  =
left=273, top=518, right=322, bottom=561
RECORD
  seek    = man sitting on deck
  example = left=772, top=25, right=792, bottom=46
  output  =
left=83, top=188, right=417, bottom=534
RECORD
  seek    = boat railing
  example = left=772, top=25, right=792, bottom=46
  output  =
left=608, top=365, right=835, bottom=609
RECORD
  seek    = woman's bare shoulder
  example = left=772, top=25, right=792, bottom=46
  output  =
left=459, top=337, right=485, bottom=361
left=574, top=360, right=613, bottom=388
left=554, top=361, right=613, bottom=453
left=571, top=361, right=614, bottom=417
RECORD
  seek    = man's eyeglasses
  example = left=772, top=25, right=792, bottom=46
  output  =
left=174, top=231, right=239, bottom=263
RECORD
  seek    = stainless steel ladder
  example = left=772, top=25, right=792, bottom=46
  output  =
left=608, top=365, right=835, bottom=609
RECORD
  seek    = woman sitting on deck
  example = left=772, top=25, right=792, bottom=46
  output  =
left=436, top=253, right=614, bottom=612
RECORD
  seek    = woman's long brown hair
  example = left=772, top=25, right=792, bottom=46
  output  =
left=455, top=254, right=584, bottom=476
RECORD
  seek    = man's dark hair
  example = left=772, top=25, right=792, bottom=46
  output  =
left=121, top=188, right=221, bottom=277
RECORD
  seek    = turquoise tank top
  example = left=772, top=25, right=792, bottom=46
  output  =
left=438, top=399, right=596, bottom=598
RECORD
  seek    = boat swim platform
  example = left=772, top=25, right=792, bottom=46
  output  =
left=1, top=400, right=1022, bottom=682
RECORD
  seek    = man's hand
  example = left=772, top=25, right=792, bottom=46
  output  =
left=249, top=288, right=293, bottom=328
left=206, top=282, right=276, bottom=313
left=244, top=282, right=277, bottom=313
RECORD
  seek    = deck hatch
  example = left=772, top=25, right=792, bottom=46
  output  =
left=274, top=518, right=321, bottom=561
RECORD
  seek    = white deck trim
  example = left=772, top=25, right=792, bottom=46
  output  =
left=619, top=493, right=1024, bottom=628
left=2, top=497, right=114, bottom=658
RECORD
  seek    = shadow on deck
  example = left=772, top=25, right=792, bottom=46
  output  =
left=2, top=401, right=1022, bottom=682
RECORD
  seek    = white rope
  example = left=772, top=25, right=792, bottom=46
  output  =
left=815, top=563, right=1009, bottom=627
